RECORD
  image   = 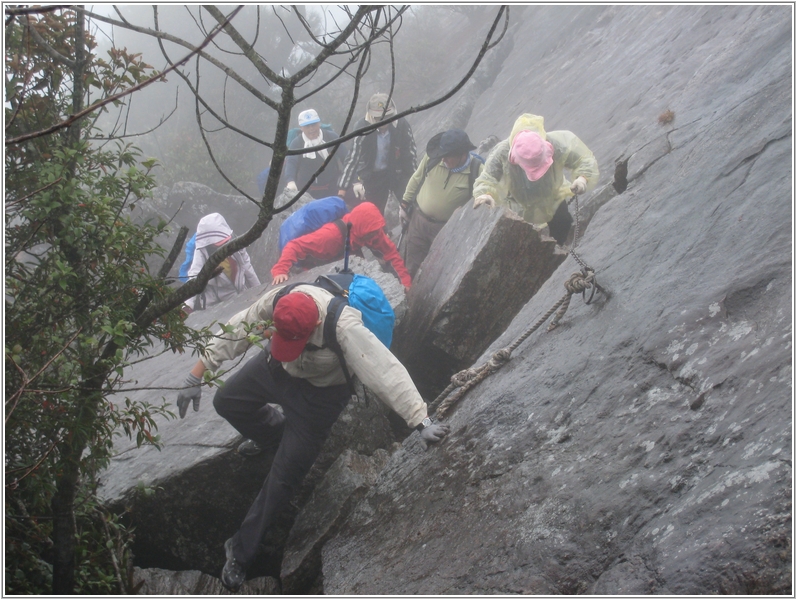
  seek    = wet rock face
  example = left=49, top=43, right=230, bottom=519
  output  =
left=321, top=5, right=791, bottom=595
left=393, top=204, right=565, bottom=398
left=280, top=448, right=394, bottom=594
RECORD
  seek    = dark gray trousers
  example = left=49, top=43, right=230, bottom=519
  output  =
left=405, top=208, right=446, bottom=278
left=213, top=350, right=350, bottom=567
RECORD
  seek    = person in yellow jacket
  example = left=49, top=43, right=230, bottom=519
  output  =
left=472, top=114, right=599, bottom=244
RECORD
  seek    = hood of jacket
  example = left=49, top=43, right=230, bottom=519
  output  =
left=509, top=114, right=547, bottom=147
left=195, top=213, right=233, bottom=249
left=342, top=202, right=386, bottom=242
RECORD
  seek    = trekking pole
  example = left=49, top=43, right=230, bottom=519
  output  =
left=341, top=222, right=353, bottom=274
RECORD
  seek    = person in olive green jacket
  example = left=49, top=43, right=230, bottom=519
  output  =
left=473, top=113, right=599, bottom=245
left=400, top=129, right=484, bottom=277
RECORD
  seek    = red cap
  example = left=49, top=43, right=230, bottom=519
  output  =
left=271, top=293, right=319, bottom=362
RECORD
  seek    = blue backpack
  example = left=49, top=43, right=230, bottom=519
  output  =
left=178, top=232, right=197, bottom=283
left=279, top=196, right=349, bottom=251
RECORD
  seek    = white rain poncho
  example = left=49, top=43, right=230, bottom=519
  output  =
left=472, top=114, right=599, bottom=224
left=185, top=213, right=260, bottom=310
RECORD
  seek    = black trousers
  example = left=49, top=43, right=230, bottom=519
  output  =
left=547, top=199, right=573, bottom=246
left=361, top=169, right=403, bottom=215
left=213, top=350, right=350, bottom=567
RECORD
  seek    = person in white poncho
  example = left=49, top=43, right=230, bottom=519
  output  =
left=184, top=213, right=260, bottom=312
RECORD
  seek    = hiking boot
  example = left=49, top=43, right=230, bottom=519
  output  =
left=237, top=439, right=263, bottom=457
left=221, top=538, right=246, bottom=592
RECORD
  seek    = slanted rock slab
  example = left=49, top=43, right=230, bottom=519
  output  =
left=281, top=447, right=394, bottom=594
left=393, top=203, right=565, bottom=398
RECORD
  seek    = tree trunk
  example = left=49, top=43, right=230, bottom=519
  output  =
left=51, top=453, right=79, bottom=593
left=51, top=10, right=89, bottom=593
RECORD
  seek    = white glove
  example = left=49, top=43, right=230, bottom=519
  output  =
left=285, top=181, right=298, bottom=193
left=420, top=422, right=450, bottom=444
left=570, top=176, right=587, bottom=195
left=353, top=182, right=365, bottom=199
left=473, top=194, right=495, bottom=209
left=176, top=374, right=202, bottom=419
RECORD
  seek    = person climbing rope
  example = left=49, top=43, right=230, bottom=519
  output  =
left=472, top=113, right=599, bottom=245
left=174, top=283, right=449, bottom=591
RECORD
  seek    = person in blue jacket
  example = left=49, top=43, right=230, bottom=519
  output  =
left=283, top=109, right=346, bottom=199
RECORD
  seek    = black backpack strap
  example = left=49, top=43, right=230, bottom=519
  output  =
left=468, top=153, right=485, bottom=197
left=332, top=219, right=348, bottom=246
left=272, top=282, right=303, bottom=310
left=272, top=282, right=359, bottom=400
left=324, top=296, right=357, bottom=398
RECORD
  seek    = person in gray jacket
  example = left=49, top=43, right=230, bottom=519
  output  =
left=175, top=283, right=449, bottom=591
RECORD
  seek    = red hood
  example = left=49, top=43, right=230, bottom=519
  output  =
left=342, top=202, right=385, bottom=243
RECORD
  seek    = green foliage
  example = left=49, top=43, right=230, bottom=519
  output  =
left=4, top=7, right=212, bottom=594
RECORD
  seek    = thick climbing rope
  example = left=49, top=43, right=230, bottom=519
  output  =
left=430, top=195, right=603, bottom=419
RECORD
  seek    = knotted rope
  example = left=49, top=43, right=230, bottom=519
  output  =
left=430, top=195, right=603, bottom=419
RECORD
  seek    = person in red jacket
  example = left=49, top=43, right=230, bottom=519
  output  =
left=270, top=201, right=412, bottom=290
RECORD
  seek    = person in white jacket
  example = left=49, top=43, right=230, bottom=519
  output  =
left=184, top=213, right=261, bottom=312
left=174, top=283, right=449, bottom=591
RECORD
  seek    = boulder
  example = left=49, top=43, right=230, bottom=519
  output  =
left=130, top=566, right=279, bottom=595
left=280, top=447, right=395, bottom=594
left=392, top=203, right=566, bottom=398
left=320, top=5, right=792, bottom=595
left=99, top=254, right=409, bottom=578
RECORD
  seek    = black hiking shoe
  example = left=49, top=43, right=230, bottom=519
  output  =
left=237, top=439, right=263, bottom=456
left=221, top=538, right=246, bottom=592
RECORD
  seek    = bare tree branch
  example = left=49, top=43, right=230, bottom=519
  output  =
left=202, top=5, right=285, bottom=84
left=284, top=6, right=509, bottom=154
left=6, top=6, right=245, bottom=146
left=83, top=7, right=279, bottom=110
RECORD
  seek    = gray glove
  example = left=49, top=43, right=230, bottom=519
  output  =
left=176, top=373, right=202, bottom=419
left=420, top=422, right=450, bottom=444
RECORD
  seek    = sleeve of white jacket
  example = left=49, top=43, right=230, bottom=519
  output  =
left=336, top=306, right=427, bottom=428
left=200, top=287, right=281, bottom=371
left=184, top=247, right=208, bottom=310
left=238, top=249, right=261, bottom=288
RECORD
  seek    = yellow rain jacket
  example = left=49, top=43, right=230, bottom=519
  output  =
left=472, top=114, right=599, bottom=225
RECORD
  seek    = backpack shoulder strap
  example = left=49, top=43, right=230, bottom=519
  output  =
left=272, top=282, right=303, bottom=310
left=324, top=296, right=356, bottom=397
left=332, top=218, right=348, bottom=243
